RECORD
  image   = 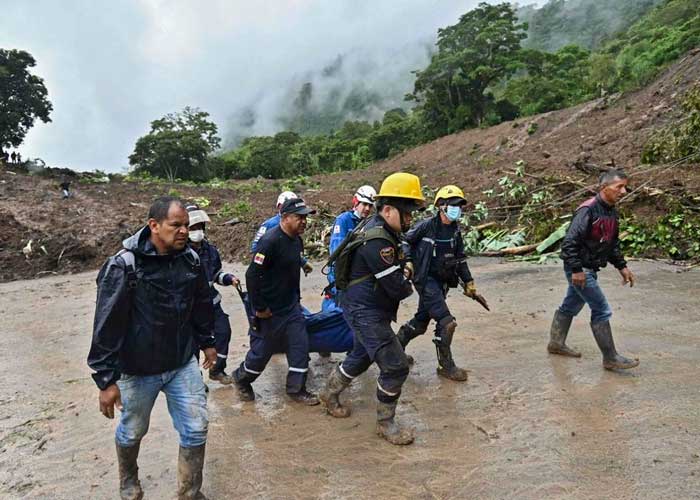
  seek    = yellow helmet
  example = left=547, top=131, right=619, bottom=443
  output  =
left=377, top=172, right=425, bottom=202
left=434, top=185, right=466, bottom=206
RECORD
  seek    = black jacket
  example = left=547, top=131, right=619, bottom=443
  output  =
left=341, top=214, right=413, bottom=321
left=246, top=225, right=303, bottom=315
left=402, top=215, right=472, bottom=288
left=560, top=194, right=627, bottom=273
left=87, top=227, right=215, bottom=390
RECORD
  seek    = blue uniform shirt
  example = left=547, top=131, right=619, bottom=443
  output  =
left=327, top=210, right=360, bottom=285
left=251, top=214, right=308, bottom=265
left=251, top=214, right=281, bottom=253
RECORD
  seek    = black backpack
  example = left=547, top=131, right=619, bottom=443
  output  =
left=323, top=220, right=398, bottom=291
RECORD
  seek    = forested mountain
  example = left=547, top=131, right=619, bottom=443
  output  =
left=518, top=0, right=663, bottom=52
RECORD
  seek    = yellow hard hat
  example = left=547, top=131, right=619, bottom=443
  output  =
left=377, top=172, right=425, bottom=202
left=434, top=185, right=466, bottom=206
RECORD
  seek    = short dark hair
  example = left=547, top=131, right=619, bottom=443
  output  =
left=599, top=169, right=628, bottom=186
left=148, top=196, right=185, bottom=222
left=376, top=197, right=420, bottom=214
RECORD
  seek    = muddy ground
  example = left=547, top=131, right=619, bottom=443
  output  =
left=1, top=258, right=699, bottom=499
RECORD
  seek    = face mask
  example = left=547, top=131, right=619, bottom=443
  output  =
left=445, top=206, right=462, bottom=222
left=189, top=230, right=205, bottom=243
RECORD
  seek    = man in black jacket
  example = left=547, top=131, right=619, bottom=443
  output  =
left=232, top=197, right=320, bottom=405
left=396, top=185, right=477, bottom=382
left=320, top=172, right=423, bottom=445
left=549, top=169, right=639, bottom=370
left=88, top=196, right=217, bottom=500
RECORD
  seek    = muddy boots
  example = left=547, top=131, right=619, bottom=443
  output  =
left=232, top=370, right=255, bottom=401
left=376, top=401, right=414, bottom=445
left=547, top=310, right=581, bottom=357
left=116, top=442, right=144, bottom=500
left=396, top=319, right=427, bottom=365
left=591, top=321, right=639, bottom=370
left=434, top=319, right=468, bottom=382
left=320, top=366, right=352, bottom=418
left=177, top=444, right=207, bottom=500
left=208, top=358, right=233, bottom=385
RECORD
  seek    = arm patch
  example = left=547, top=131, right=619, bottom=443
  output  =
left=379, top=246, right=395, bottom=265
left=254, top=253, right=265, bottom=265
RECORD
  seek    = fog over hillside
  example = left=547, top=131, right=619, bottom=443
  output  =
left=4, top=0, right=548, bottom=172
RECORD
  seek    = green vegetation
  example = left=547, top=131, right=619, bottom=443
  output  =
left=620, top=209, right=700, bottom=259
left=0, top=49, right=52, bottom=154
left=642, top=83, right=700, bottom=163
left=130, top=0, right=699, bottom=182
left=519, top=0, right=663, bottom=52
left=129, top=106, right=221, bottom=182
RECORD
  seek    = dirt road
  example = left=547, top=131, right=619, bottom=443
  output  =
left=1, top=259, right=699, bottom=499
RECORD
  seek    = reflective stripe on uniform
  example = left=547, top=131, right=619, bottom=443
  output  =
left=374, top=265, right=401, bottom=280
left=216, top=353, right=227, bottom=359
left=244, top=363, right=261, bottom=375
left=377, top=381, right=399, bottom=397
left=338, top=365, right=355, bottom=379
left=422, top=237, right=435, bottom=244
left=288, top=367, right=308, bottom=373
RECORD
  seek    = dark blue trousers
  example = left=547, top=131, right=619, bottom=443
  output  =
left=234, top=305, right=310, bottom=394
left=340, top=308, right=409, bottom=403
left=413, top=276, right=453, bottom=326
left=213, top=303, right=232, bottom=360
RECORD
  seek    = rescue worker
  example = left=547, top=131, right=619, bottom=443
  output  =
left=88, top=196, right=216, bottom=500
left=396, top=185, right=476, bottom=382
left=321, top=185, right=377, bottom=312
left=252, top=190, right=313, bottom=275
left=186, top=204, right=240, bottom=385
left=320, top=172, right=423, bottom=445
left=60, top=178, right=72, bottom=199
left=233, top=197, right=320, bottom=405
left=549, top=169, right=639, bottom=370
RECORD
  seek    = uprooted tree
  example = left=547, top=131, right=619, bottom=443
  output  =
left=129, top=106, right=221, bottom=182
left=0, top=49, right=53, bottom=154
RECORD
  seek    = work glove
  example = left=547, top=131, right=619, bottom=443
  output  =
left=403, top=261, right=414, bottom=280
left=463, top=280, right=477, bottom=298
left=302, top=262, right=313, bottom=276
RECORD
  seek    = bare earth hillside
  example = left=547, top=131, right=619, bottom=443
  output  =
left=2, top=50, right=700, bottom=282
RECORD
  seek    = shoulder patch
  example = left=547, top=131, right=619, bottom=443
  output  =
left=254, top=252, right=265, bottom=265
left=333, top=224, right=341, bottom=234
left=379, top=246, right=395, bottom=265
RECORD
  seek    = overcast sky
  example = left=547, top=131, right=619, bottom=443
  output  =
left=2, top=0, right=540, bottom=172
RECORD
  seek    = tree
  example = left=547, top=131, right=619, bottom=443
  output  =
left=407, top=2, right=527, bottom=135
left=129, top=106, right=220, bottom=181
left=0, top=49, right=52, bottom=154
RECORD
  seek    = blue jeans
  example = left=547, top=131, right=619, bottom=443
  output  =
left=559, top=269, right=613, bottom=324
left=115, top=356, right=208, bottom=448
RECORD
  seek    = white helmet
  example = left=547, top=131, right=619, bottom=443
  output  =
left=186, top=204, right=211, bottom=227
left=276, top=191, right=297, bottom=208
left=353, top=185, right=376, bottom=205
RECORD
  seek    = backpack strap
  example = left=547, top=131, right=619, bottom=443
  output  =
left=117, top=249, right=138, bottom=290
left=346, top=226, right=401, bottom=289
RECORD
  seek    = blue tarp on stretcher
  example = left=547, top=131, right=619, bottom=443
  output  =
left=237, top=286, right=353, bottom=353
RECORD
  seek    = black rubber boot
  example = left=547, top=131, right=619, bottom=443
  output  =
left=288, top=388, right=320, bottom=406
left=232, top=368, right=255, bottom=401
left=320, top=366, right=352, bottom=418
left=434, top=319, right=468, bottom=382
left=376, top=401, right=414, bottom=445
left=208, top=358, right=233, bottom=384
left=116, top=441, right=144, bottom=500
left=547, top=310, right=581, bottom=357
left=591, top=321, right=639, bottom=370
left=177, top=444, right=207, bottom=500
left=396, top=319, right=427, bottom=365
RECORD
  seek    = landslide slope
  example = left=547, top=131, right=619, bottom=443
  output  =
left=1, top=49, right=699, bottom=282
